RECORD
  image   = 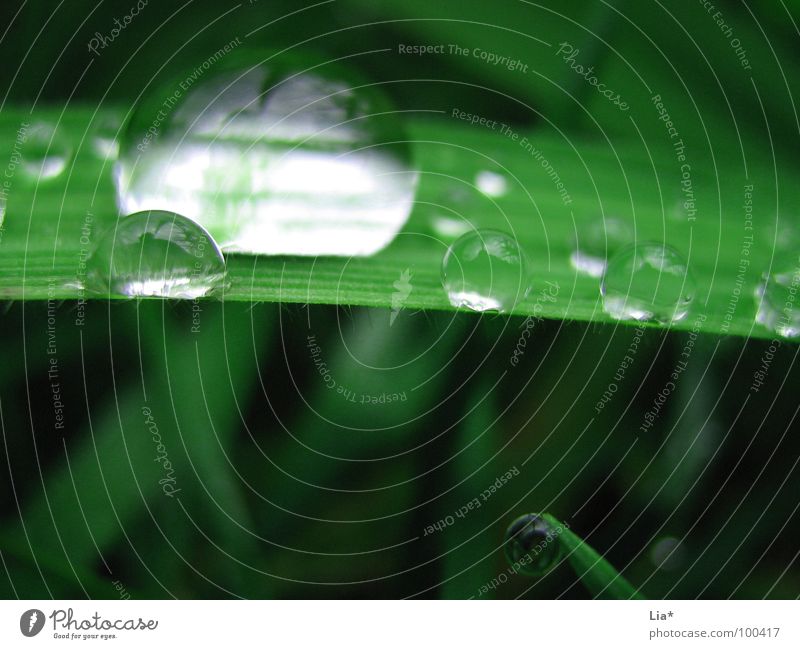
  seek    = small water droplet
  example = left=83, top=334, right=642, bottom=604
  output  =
left=441, top=229, right=530, bottom=312
left=570, top=218, right=632, bottom=278
left=22, top=123, right=71, bottom=180
left=755, top=252, right=800, bottom=339
left=116, top=52, right=417, bottom=256
left=669, top=191, right=686, bottom=222
left=775, top=223, right=800, bottom=254
left=601, top=243, right=695, bottom=323
left=91, top=114, right=121, bottom=159
left=503, top=514, right=562, bottom=577
left=86, top=210, right=227, bottom=299
left=430, top=214, right=472, bottom=241
left=447, top=187, right=470, bottom=205
left=650, top=536, right=685, bottom=571
left=475, top=170, right=508, bottom=198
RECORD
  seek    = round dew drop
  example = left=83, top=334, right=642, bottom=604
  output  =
left=475, top=170, right=509, bottom=198
left=441, top=229, right=531, bottom=313
left=754, top=252, right=800, bottom=339
left=503, top=514, right=562, bottom=577
left=601, top=243, right=695, bottom=324
left=21, top=123, right=71, bottom=181
left=429, top=214, right=472, bottom=241
left=650, top=536, right=685, bottom=572
left=91, top=113, right=122, bottom=160
left=86, top=210, right=227, bottom=299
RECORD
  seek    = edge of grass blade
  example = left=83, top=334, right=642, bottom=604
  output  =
left=542, top=512, right=644, bottom=600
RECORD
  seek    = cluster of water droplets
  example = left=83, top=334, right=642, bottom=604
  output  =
left=64, top=51, right=420, bottom=298
left=14, top=52, right=796, bottom=340
left=754, top=251, right=800, bottom=339
left=426, top=156, right=705, bottom=324
left=567, top=216, right=696, bottom=325
left=437, top=214, right=697, bottom=326
left=433, top=185, right=800, bottom=341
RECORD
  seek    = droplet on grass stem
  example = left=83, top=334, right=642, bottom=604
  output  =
left=754, top=252, right=800, bottom=339
left=86, top=210, right=227, bottom=299
left=503, top=513, right=562, bottom=577
left=116, top=51, right=417, bottom=256
left=441, top=229, right=531, bottom=313
left=21, top=123, right=71, bottom=181
left=601, top=243, right=695, bottom=324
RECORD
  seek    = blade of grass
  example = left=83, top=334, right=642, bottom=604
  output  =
left=439, top=373, right=501, bottom=599
left=542, top=512, right=644, bottom=599
left=347, top=0, right=627, bottom=119
left=5, top=302, right=269, bottom=596
left=0, top=106, right=796, bottom=341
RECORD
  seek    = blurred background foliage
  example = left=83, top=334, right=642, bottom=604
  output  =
left=1, top=0, right=799, bottom=599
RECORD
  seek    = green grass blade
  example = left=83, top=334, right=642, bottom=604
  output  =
left=0, top=106, right=796, bottom=341
left=439, top=373, right=501, bottom=599
left=542, top=512, right=644, bottom=599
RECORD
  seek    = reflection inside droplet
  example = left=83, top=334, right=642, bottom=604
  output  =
left=441, top=229, right=530, bottom=313
left=86, top=210, right=227, bottom=299
left=503, top=513, right=562, bottom=577
left=601, top=243, right=695, bottom=324
left=116, top=52, right=418, bottom=256
left=21, top=123, right=71, bottom=180
left=755, top=252, right=800, bottom=339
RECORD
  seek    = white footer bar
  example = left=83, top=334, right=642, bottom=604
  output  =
left=1, top=600, right=797, bottom=647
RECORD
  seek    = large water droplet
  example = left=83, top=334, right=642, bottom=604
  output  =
left=503, top=514, right=562, bottom=577
left=601, top=243, right=695, bottom=323
left=570, top=218, right=632, bottom=278
left=116, top=52, right=417, bottom=256
left=441, top=229, right=530, bottom=312
left=86, top=210, right=226, bottom=298
left=755, top=252, right=800, bottom=339
left=22, top=123, right=71, bottom=180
